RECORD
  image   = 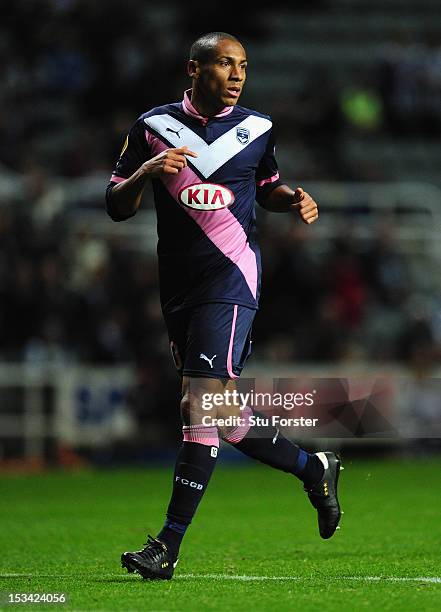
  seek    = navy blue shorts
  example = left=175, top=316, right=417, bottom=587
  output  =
left=164, top=303, right=256, bottom=379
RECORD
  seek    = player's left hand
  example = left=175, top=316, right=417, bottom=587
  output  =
left=291, top=187, right=319, bottom=224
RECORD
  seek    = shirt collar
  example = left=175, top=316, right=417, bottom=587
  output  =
left=182, top=89, right=234, bottom=125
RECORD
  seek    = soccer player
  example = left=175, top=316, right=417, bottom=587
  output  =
left=106, top=32, right=343, bottom=580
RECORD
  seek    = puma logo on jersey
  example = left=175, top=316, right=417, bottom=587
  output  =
left=200, top=353, right=217, bottom=368
left=166, top=127, right=184, bottom=138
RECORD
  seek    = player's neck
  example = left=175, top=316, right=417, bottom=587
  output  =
left=190, top=89, right=226, bottom=118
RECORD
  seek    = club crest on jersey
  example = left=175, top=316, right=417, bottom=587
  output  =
left=236, top=127, right=250, bottom=144
left=178, top=183, right=235, bottom=211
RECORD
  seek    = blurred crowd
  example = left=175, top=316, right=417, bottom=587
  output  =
left=2, top=0, right=441, bottom=180
left=257, top=219, right=440, bottom=371
left=0, top=0, right=440, bottom=374
left=0, top=0, right=267, bottom=177
left=380, top=30, right=441, bottom=137
left=1, top=198, right=439, bottom=374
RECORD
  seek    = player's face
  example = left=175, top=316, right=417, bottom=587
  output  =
left=193, top=39, right=247, bottom=108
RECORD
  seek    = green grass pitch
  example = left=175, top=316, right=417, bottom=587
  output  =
left=1, top=458, right=440, bottom=611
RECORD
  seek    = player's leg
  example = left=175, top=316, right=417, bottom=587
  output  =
left=121, top=305, right=231, bottom=580
left=121, top=374, right=224, bottom=580
left=211, top=303, right=322, bottom=485
left=222, top=407, right=342, bottom=539
left=154, top=375, right=222, bottom=563
left=223, top=406, right=324, bottom=486
left=216, top=305, right=342, bottom=539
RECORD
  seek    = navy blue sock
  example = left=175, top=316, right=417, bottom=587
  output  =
left=156, top=519, right=189, bottom=561
left=157, top=435, right=218, bottom=560
left=224, top=410, right=324, bottom=488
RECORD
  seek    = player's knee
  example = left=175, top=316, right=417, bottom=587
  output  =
left=180, top=393, right=191, bottom=425
left=179, top=393, right=201, bottom=425
left=180, top=390, right=215, bottom=425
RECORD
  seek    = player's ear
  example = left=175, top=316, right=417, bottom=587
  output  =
left=187, top=60, right=200, bottom=79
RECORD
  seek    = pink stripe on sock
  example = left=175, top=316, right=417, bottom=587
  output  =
left=183, top=425, right=219, bottom=447
left=145, top=132, right=257, bottom=299
left=223, top=406, right=253, bottom=443
left=226, top=305, right=239, bottom=379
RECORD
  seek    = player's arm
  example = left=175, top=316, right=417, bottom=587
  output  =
left=106, top=146, right=198, bottom=221
left=255, top=124, right=318, bottom=225
left=260, top=184, right=319, bottom=225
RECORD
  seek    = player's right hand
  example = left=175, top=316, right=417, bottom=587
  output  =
left=142, top=146, right=198, bottom=177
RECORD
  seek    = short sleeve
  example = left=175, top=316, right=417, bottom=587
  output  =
left=255, top=127, right=283, bottom=205
left=110, top=117, right=150, bottom=183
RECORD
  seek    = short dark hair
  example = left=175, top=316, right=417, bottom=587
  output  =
left=190, top=32, right=241, bottom=64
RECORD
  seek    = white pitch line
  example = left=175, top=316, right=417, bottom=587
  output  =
left=178, top=574, right=441, bottom=583
left=2, top=573, right=441, bottom=583
left=350, top=576, right=441, bottom=584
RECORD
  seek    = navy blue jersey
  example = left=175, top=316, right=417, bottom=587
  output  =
left=108, top=90, right=282, bottom=313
